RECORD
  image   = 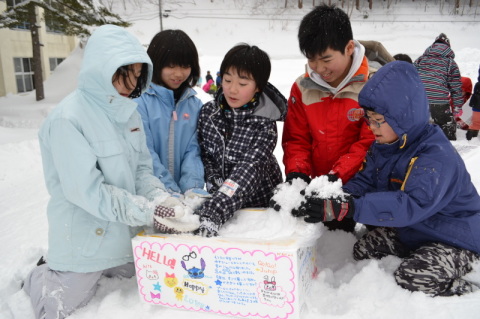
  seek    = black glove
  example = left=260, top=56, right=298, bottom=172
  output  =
left=193, top=217, right=220, bottom=237
left=206, top=174, right=224, bottom=193
left=269, top=196, right=283, bottom=212
left=285, top=172, right=311, bottom=184
left=325, top=174, right=339, bottom=183
left=290, top=174, right=339, bottom=217
left=298, top=192, right=355, bottom=224
left=269, top=172, right=311, bottom=212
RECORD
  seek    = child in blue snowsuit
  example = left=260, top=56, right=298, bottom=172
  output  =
left=135, top=30, right=208, bottom=202
left=295, top=61, right=480, bottom=296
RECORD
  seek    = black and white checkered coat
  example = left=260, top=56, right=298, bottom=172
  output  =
left=196, top=83, right=287, bottom=227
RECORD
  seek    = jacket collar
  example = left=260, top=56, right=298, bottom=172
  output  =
left=305, top=40, right=368, bottom=95
left=144, top=83, right=198, bottom=104
left=215, top=82, right=287, bottom=122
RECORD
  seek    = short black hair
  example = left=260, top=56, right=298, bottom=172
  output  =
left=220, top=43, right=271, bottom=92
left=393, top=53, right=413, bottom=64
left=112, top=63, right=149, bottom=98
left=147, top=29, right=200, bottom=89
left=298, top=4, right=353, bottom=59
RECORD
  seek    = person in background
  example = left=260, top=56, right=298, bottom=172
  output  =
left=206, top=70, right=213, bottom=83
left=452, top=76, right=472, bottom=131
left=359, top=40, right=395, bottom=69
left=194, top=43, right=287, bottom=237
left=460, top=77, right=473, bottom=104
left=23, top=25, right=187, bottom=319
left=216, top=71, right=222, bottom=89
left=414, top=33, right=463, bottom=140
left=135, top=29, right=209, bottom=206
left=393, top=53, right=413, bottom=63
left=293, top=61, right=480, bottom=297
left=203, top=78, right=213, bottom=93
left=272, top=4, right=375, bottom=233
left=202, top=78, right=217, bottom=95
left=467, top=67, right=480, bottom=140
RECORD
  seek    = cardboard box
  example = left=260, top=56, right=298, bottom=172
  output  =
left=132, top=226, right=319, bottom=319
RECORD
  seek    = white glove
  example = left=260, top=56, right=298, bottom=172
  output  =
left=152, top=196, right=200, bottom=233
left=155, top=213, right=200, bottom=233
left=156, top=196, right=186, bottom=218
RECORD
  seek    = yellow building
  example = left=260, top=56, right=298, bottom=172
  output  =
left=0, top=0, right=77, bottom=97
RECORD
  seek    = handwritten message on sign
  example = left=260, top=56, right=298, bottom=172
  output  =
left=132, top=236, right=315, bottom=319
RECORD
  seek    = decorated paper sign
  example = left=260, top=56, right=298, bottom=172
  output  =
left=132, top=234, right=317, bottom=319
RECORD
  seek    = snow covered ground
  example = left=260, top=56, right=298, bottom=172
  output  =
left=1, top=1, right=480, bottom=318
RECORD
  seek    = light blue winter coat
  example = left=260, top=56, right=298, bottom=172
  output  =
left=135, top=83, right=205, bottom=193
left=38, top=25, right=169, bottom=273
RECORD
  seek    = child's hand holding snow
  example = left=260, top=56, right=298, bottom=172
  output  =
left=302, top=193, right=355, bottom=223
left=293, top=174, right=355, bottom=223
left=152, top=196, right=200, bottom=234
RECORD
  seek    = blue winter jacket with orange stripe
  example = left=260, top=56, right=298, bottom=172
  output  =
left=344, top=61, right=480, bottom=254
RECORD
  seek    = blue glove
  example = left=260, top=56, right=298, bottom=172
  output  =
left=168, top=191, right=184, bottom=200
left=185, top=188, right=212, bottom=200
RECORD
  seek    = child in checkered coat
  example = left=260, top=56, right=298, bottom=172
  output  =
left=194, top=43, right=287, bottom=237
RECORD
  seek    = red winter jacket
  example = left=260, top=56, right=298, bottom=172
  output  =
left=282, top=57, right=375, bottom=183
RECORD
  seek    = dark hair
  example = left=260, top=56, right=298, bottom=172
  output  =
left=112, top=63, right=149, bottom=98
left=298, top=4, right=353, bottom=59
left=147, top=29, right=200, bottom=89
left=220, top=43, right=271, bottom=92
left=393, top=53, right=413, bottom=64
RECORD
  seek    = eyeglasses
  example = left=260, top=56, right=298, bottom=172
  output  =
left=364, top=116, right=386, bottom=128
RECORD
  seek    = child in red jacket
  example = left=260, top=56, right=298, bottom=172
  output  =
left=452, top=76, right=472, bottom=131
left=273, top=4, right=374, bottom=233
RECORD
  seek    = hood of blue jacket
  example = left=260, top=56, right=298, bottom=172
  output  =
left=77, top=25, right=152, bottom=122
left=359, top=61, right=429, bottom=146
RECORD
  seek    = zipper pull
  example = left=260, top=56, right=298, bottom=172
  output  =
left=172, top=110, right=178, bottom=121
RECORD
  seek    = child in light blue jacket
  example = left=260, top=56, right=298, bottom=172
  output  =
left=135, top=30, right=208, bottom=200
left=23, top=25, right=190, bottom=319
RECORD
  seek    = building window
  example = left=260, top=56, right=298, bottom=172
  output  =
left=7, top=0, right=30, bottom=30
left=44, top=0, right=65, bottom=34
left=6, top=0, right=28, bottom=8
left=10, top=21, right=30, bottom=30
left=49, top=58, right=65, bottom=72
left=14, top=57, right=34, bottom=93
left=45, top=19, right=64, bottom=34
